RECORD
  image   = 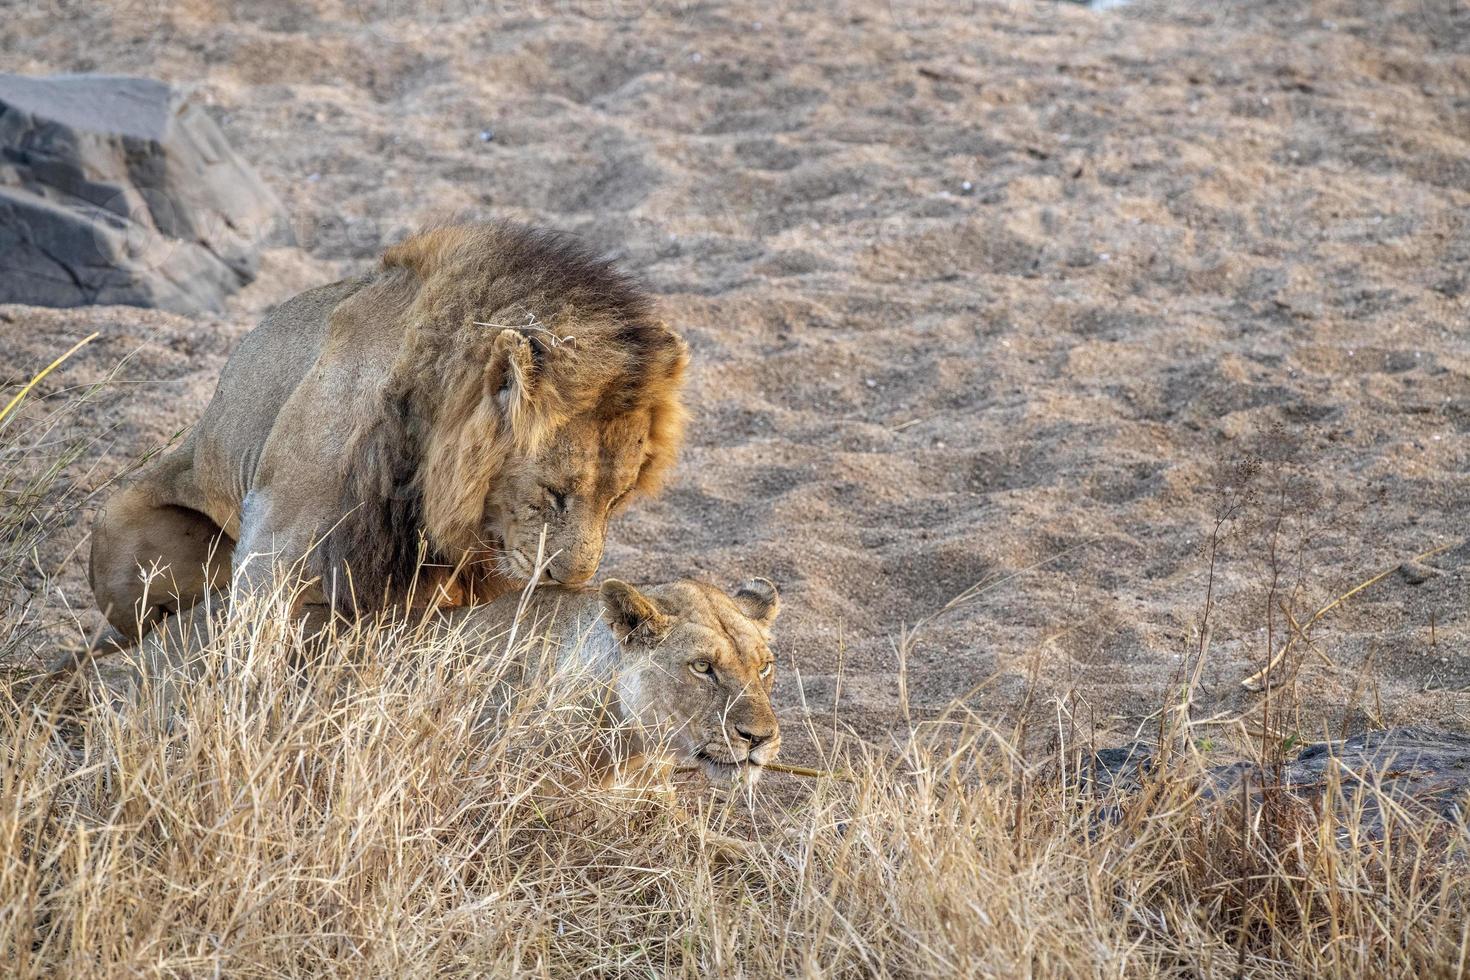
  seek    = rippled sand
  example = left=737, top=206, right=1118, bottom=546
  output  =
left=4, top=0, right=1468, bottom=754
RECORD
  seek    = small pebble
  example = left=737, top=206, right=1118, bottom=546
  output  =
left=478, top=129, right=495, bottom=142
left=1399, top=561, right=1441, bottom=585
left=960, top=180, right=974, bottom=194
left=306, top=172, right=321, bottom=183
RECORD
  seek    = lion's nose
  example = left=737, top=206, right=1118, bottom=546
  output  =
left=554, top=565, right=593, bottom=586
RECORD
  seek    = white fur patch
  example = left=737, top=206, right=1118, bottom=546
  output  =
left=230, top=490, right=280, bottom=596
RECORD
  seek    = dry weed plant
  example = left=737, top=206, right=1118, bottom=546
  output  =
left=1191, top=424, right=1406, bottom=764
left=2, top=365, right=1467, bottom=977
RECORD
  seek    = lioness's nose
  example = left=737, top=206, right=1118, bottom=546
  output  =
left=733, top=724, right=772, bottom=750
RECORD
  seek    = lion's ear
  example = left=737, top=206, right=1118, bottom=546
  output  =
left=732, top=578, right=780, bottom=629
left=599, top=580, right=671, bottom=645
left=488, top=329, right=536, bottom=414
left=651, top=320, right=690, bottom=380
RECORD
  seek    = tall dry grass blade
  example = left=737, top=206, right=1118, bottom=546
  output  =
left=0, top=332, right=98, bottom=427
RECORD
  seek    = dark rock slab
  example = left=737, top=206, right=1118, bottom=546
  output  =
left=0, top=74, right=285, bottom=314
left=1086, top=726, right=1470, bottom=837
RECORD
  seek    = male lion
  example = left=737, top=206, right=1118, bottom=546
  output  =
left=88, top=222, right=687, bottom=641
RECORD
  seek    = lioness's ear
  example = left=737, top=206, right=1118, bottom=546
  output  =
left=488, top=329, right=535, bottom=413
left=599, top=579, right=671, bottom=644
left=732, top=578, right=780, bottom=629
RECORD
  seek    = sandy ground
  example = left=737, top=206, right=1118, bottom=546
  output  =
left=3, top=0, right=1469, bottom=759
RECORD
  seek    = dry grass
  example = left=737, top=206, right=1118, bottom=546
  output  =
left=4, top=629, right=1467, bottom=978
left=2, top=366, right=1468, bottom=979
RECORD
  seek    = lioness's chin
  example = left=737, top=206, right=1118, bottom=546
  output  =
left=696, top=753, right=762, bottom=785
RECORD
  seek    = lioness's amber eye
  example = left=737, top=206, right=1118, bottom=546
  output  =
left=690, top=659, right=713, bottom=676
left=759, top=662, right=774, bottom=679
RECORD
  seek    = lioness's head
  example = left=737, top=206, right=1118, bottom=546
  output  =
left=378, top=223, right=687, bottom=596
left=599, top=577, right=782, bottom=783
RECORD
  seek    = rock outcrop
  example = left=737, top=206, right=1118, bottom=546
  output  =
left=0, top=74, right=284, bottom=313
left=1087, top=727, right=1470, bottom=837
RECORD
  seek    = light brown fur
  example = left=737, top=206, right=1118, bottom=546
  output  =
left=88, top=222, right=687, bottom=641
left=447, top=577, right=783, bottom=786
left=119, top=577, right=782, bottom=788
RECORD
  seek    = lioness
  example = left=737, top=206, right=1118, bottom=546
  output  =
left=449, top=576, right=783, bottom=785
left=88, top=222, right=687, bottom=641
left=122, top=576, right=782, bottom=787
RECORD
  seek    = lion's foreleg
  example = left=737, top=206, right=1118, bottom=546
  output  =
left=228, top=489, right=322, bottom=617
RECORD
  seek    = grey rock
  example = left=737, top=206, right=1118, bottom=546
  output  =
left=1085, top=726, right=1470, bottom=838
left=0, top=74, right=285, bottom=313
